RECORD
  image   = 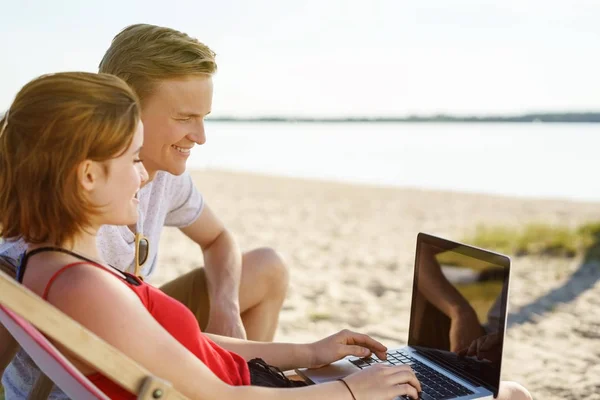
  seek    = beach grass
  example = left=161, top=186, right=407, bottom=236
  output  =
left=464, top=222, right=600, bottom=258
left=308, top=311, right=333, bottom=322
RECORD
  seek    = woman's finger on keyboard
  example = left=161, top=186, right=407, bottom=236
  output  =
left=344, top=330, right=388, bottom=359
left=391, top=365, right=421, bottom=393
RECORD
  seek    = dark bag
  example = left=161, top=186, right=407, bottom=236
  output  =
left=248, top=358, right=308, bottom=388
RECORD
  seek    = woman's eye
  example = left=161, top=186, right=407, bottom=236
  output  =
left=134, top=159, right=144, bottom=163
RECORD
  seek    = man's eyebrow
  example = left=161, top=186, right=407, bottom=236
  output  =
left=176, top=110, right=212, bottom=117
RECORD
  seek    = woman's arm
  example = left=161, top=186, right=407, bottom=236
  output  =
left=207, top=328, right=390, bottom=372
left=233, top=364, right=421, bottom=400
left=234, top=380, right=354, bottom=399
left=205, top=333, right=312, bottom=371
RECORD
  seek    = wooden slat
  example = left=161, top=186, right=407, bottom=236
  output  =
left=0, top=269, right=188, bottom=400
left=138, top=376, right=176, bottom=400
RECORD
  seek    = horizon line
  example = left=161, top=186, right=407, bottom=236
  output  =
left=206, top=111, right=600, bottom=123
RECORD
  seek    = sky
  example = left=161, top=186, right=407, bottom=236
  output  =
left=1, top=0, right=600, bottom=117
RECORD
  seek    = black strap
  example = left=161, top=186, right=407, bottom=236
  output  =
left=247, top=358, right=308, bottom=388
left=18, top=246, right=141, bottom=286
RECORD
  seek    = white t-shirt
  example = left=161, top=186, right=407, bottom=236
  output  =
left=0, top=170, right=204, bottom=279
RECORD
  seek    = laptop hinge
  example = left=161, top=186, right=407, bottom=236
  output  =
left=411, top=347, right=496, bottom=392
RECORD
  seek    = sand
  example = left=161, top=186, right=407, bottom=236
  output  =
left=153, top=169, right=600, bottom=400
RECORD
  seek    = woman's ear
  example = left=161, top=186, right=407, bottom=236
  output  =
left=77, top=160, right=100, bottom=192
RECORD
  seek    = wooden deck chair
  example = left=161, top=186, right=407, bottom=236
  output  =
left=0, top=268, right=189, bottom=400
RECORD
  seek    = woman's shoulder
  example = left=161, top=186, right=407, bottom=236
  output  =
left=23, top=257, right=108, bottom=295
left=40, top=261, right=145, bottom=327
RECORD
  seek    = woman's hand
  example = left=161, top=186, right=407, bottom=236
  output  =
left=307, top=329, right=388, bottom=369
left=343, top=364, right=422, bottom=399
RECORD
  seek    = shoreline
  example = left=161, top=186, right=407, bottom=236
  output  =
left=189, top=167, right=600, bottom=205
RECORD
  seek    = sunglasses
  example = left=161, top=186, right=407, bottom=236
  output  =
left=134, top=232, right=150, bottom=278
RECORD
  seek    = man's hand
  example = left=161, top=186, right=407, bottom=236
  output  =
left=449, top=308, right=484, bottom=353
left=204, top=306, right=247, bottom=339
left=307, top=329, right=388, bottom=369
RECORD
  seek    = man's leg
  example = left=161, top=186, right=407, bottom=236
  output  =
left=238, top=248, right=289, bottom=341
left=160, top=247, right=289, bottom=342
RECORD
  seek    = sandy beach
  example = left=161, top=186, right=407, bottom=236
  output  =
left=153, top=169, right=600, bottom=400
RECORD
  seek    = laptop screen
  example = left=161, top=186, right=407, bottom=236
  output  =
left=408, top=233, right=510, bottom=396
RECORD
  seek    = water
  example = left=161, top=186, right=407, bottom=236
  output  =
left=189, top=122, right=599, bottom=202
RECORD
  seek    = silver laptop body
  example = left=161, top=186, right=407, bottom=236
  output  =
left=297, top=233, right=512, bottom=400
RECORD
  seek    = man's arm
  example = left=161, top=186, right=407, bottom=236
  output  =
left=418, top=246, right=472, bottom=318
left=179, top=203, right=246, bottom=339
left=417, top=244, right=484, bottom=352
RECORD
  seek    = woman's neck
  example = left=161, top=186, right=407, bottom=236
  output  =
left=29, top=228, right=101, bottom=261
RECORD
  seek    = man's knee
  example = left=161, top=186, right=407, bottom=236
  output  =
left=248, top=247, right=289, bottom=295
left=499, top=381, right=533, bottom=400
left=263, top=247, right=289, bottom=294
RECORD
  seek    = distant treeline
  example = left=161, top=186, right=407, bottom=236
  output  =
left=207, top=112, right=600, bottom=123
left=2, top=112, right=599, bottom=123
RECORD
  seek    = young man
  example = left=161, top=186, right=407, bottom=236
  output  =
left=0, top=23, right=289, bottom=397
left=1, top=23, right=288, bottom=342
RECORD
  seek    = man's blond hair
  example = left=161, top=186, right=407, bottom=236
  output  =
left=99, top=24, right=217, bottom=102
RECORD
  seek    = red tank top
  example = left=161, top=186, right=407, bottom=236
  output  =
left=42, top=262, right=251, bottom=398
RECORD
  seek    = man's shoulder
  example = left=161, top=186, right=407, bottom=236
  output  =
left=0, top=238, right=26, bottom=259
left=0, top=239, right=24, bottom=278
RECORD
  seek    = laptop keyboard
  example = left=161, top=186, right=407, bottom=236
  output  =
left=349, top=350, right=474, bottom=400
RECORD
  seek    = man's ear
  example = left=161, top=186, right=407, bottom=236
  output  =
left=77, top=160, right=100, bottom=192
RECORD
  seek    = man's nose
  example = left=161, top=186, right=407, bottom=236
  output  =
left=187, top=122, right=206, bottom=144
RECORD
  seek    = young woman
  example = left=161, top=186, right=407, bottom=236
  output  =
left=0, top=72, right=422, bottom=400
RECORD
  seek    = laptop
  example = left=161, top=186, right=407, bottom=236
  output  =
left=296, top=232, right=511, bottom=400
